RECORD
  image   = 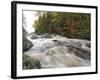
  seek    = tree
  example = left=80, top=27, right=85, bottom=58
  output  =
left=34, top=11, right=91, bottom=40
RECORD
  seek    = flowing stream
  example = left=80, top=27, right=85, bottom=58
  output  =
left=24, top=34, right=91, bottom=68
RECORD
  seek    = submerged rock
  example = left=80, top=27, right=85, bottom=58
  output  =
left=43, top=46, right=90, bottom=67
left=23, top=54, right=41, bottom=69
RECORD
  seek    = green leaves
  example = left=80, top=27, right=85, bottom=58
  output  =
left=34, top=11, right=90, bottom=40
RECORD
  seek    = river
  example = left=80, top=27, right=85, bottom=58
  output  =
left=24, top=34, right=91, bottom=68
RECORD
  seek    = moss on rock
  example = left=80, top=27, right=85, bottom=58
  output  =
left=23, top=54, right=41, bottom=69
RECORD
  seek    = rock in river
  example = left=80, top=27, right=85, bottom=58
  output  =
left=23, top=36, right=33, bottom=52
left=23, top=54, right=41, bottom=69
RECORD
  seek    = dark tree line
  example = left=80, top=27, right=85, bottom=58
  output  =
left=34, top=11, right=91, bottom=40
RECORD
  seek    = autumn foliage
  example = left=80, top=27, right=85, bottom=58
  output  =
left=34, top=11, right=91, bottom=40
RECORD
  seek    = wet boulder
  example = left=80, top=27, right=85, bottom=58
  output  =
left=23, top=36, right=33, bottom=52
left=31, top=33, right=38, bottom=39
left=23, top=28, right=33, bottom=52
left=23, top=54, right=41, bottom=69
left=41, top=33, right=53, bottom=38
left=85, top=42, right=91, bottom=48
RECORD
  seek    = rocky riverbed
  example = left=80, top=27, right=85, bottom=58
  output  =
left=23, top=33, right=91, bottom=69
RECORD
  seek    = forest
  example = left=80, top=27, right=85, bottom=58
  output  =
left=34, top=11, right=91, bottom=40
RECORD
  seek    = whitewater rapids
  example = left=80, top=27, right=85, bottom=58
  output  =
left=24, top=34, right=91, bottom=68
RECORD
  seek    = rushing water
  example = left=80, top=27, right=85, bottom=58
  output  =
left=24, top=34, right=91, bottom=68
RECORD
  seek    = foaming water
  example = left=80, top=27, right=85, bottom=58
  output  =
left=25, top=34, right=91, bottom=68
